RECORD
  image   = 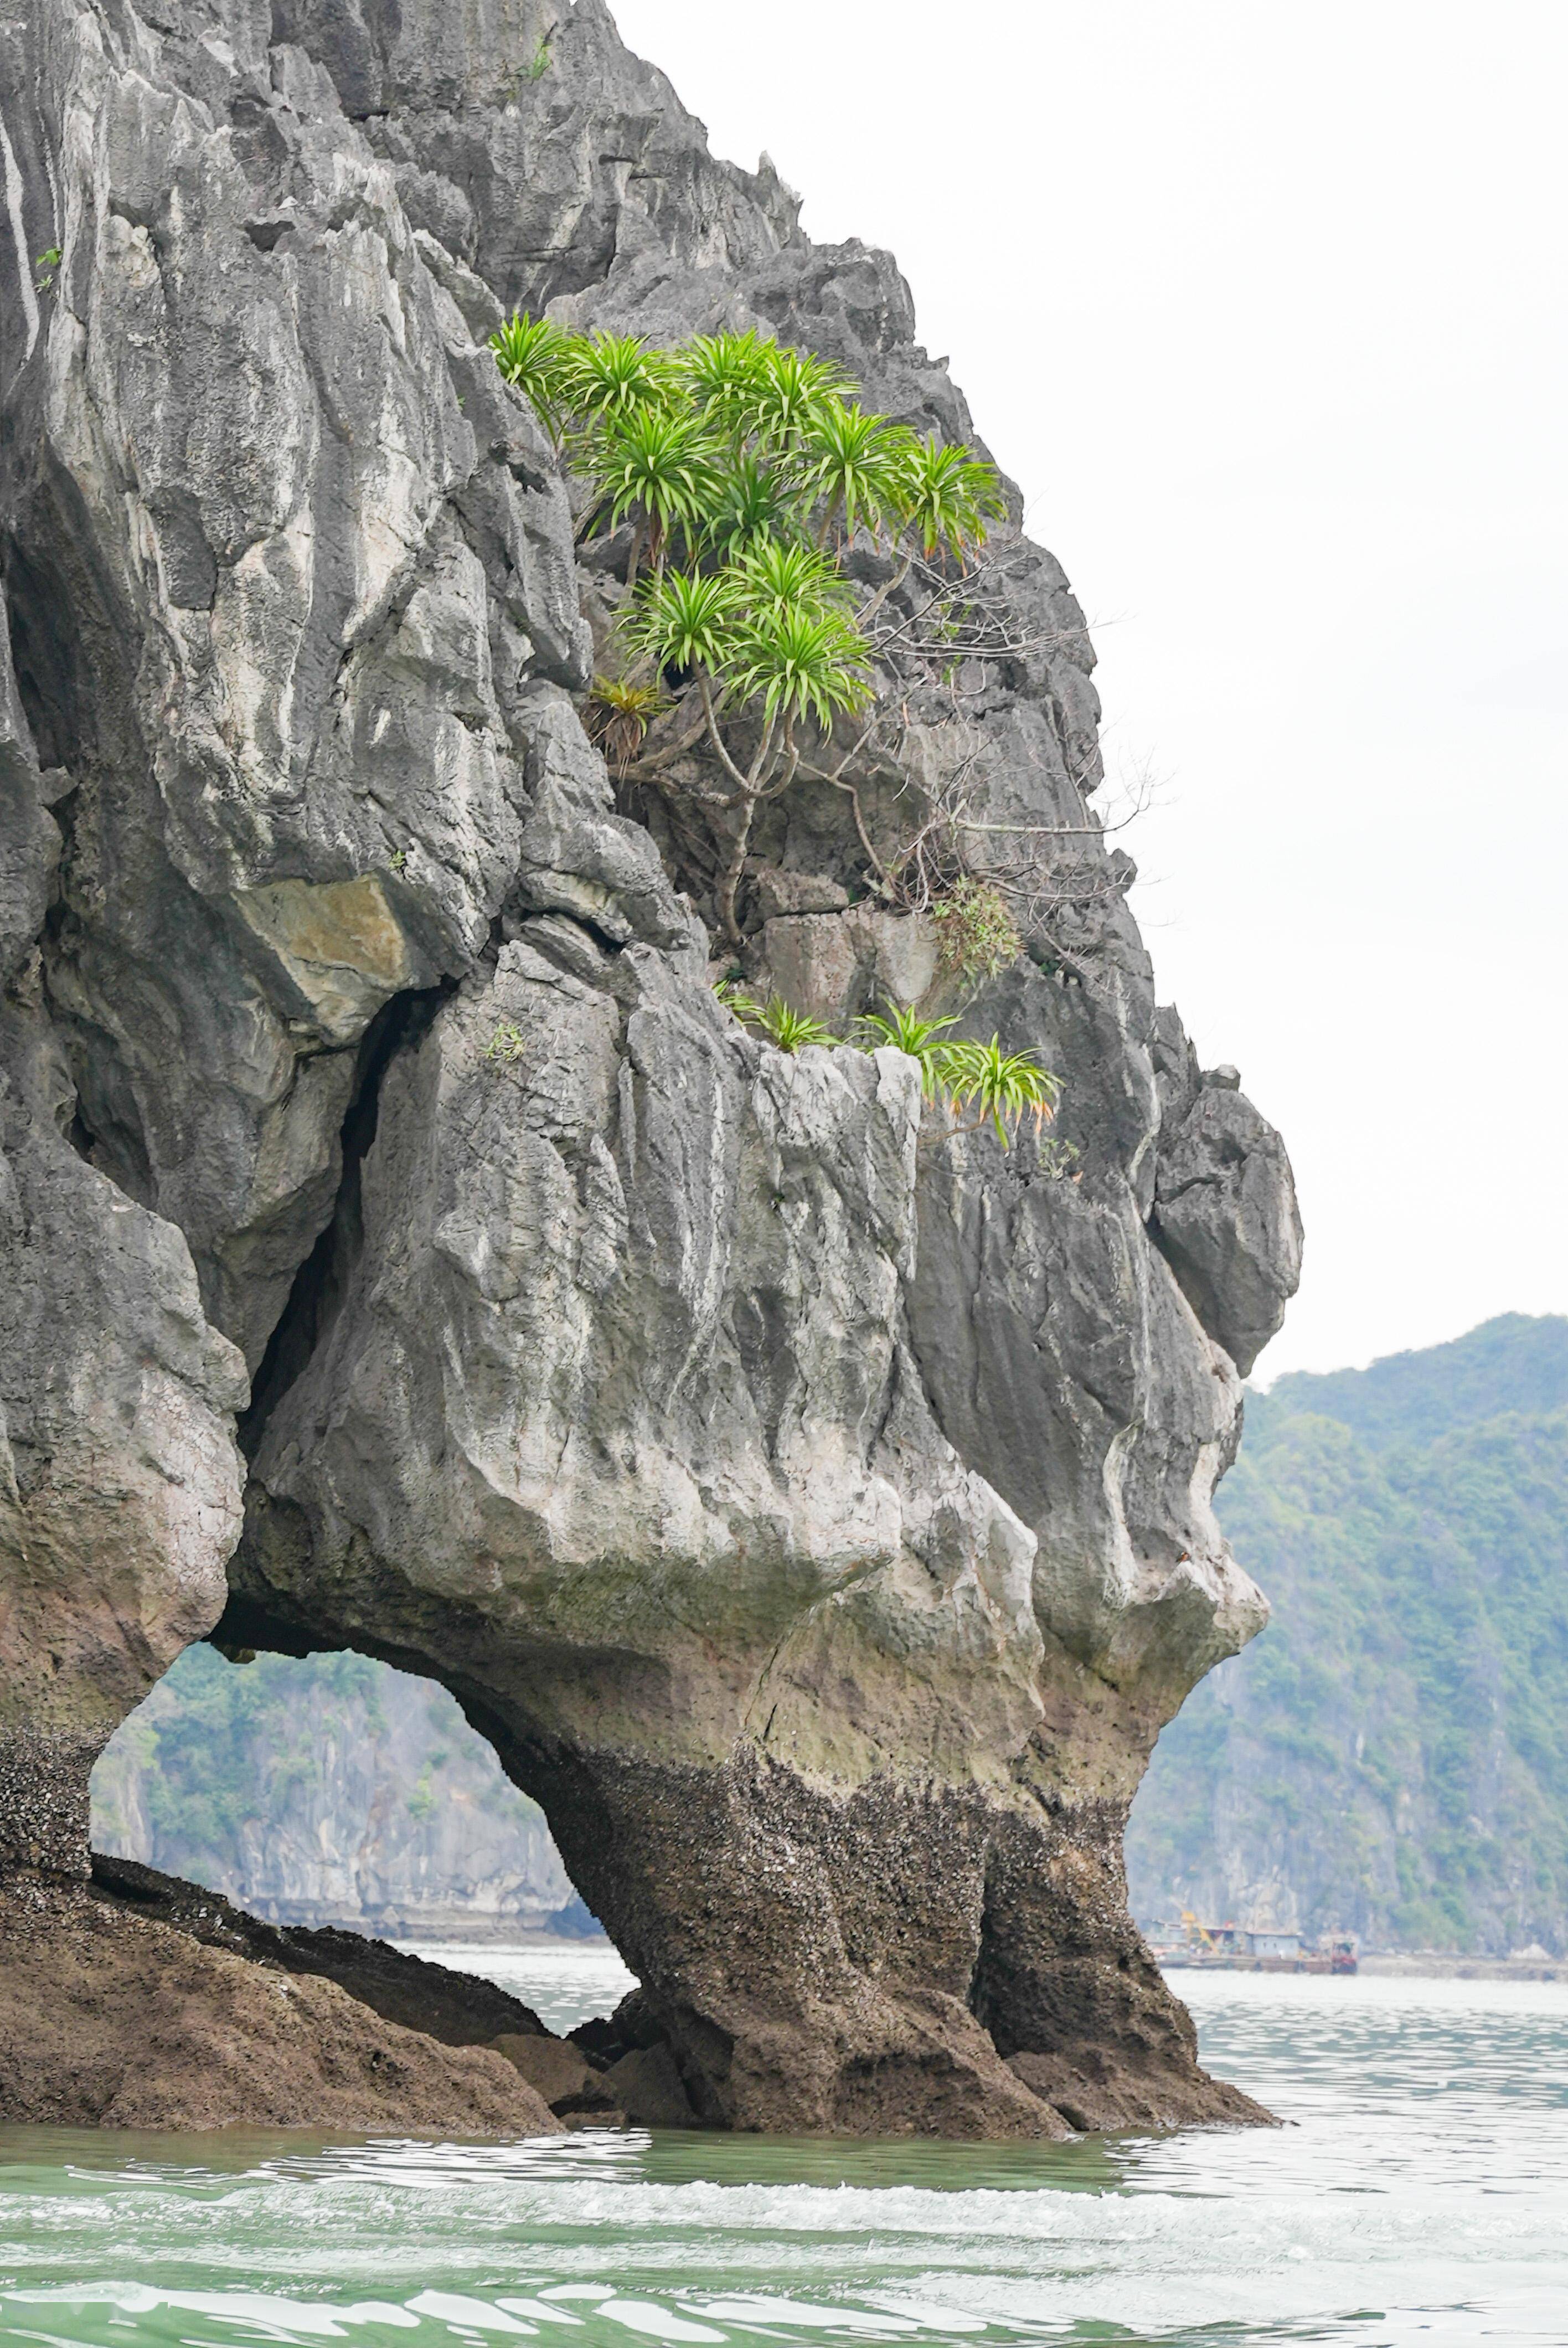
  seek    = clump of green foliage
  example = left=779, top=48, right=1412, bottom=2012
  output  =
left=33, top=246, right=60, bottom=293
left=937, top=1036, right=1061, bottom=1141
left=489, top=316, right=1004, bottom=944
left=724, top=982, right=1061, bottom=1147
left=585, top=674, right=669, bottom=773
left=853, top=1004, right=958, bottom=1099
left=930, top=875, right=1023, bottom=980
left=484, top=1019, right=527, bottom=1064
left=729, top=993, right=839, bottom=1053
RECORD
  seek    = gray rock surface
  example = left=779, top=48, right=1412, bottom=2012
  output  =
left=0, top=0, right=1298, bottom=2134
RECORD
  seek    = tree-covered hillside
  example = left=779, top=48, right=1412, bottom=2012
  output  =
left=1126, top=1315, right=1568, bottom=1953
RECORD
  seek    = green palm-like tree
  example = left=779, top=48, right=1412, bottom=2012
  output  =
left=679, top=329, right=776, bottom=432
left=937, top=1037, right=1061, bottom=1144
left=564, top=331, right=679, bottom=424
left=719, top=601, right=868, bottom=946
left=559, top=324, right=1010, bottom=957
left=736, top=347, right=854, bottom=451
left=702, top=456, right=807, bottom=557
left=854, top=1004, right=960, bottom=1100
left=798, top=404, right=913, bottom=545
left=586, top=405, right=724, bottom=578
left=724, top=601, right=872, bottom=731
left=490, top=313, right=573, bottom=441
left=626, top=565, right=746, bottom=676
left=895, top=435, right=1006, bottom=561
left=732, top=538, right=852, bottom=624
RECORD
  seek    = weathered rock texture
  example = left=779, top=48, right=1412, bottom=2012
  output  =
left=0, top=1862, right=564, bottom=2131
left=0, top=0, right=1299, bottom=2135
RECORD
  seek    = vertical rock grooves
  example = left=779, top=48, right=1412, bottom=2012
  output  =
left=0, top=0, right=1301, bottom=2136
left=240, top=983, right=454, bottom=1460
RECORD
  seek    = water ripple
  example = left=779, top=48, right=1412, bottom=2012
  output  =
left=0, top=1965, right=1563, bottom=2348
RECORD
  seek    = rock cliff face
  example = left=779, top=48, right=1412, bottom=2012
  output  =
left=0, top=0, right=1301, bottom=2135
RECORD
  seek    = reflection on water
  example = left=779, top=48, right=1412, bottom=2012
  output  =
left=393, top=1942, right=638, bottom=2041
left=1, top=1964, right=1564, bottom=2348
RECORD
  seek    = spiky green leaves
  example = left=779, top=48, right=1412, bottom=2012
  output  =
left=732, top=539, right=852, bottom=620
left=729, top=995, right=839, bottom=1052
left=940, top=1037, right=1061, bottom=1141
left=626, top=567, right=744, bottom=674
left=897, top=436, right=1006, bottom=560
left=725, top=604, right=871, bottom=730
left=854, top=1004, right=1057, bottom=1139
left=490, top=313, right=1003, bottom=578
left=853, top=1005, right=959, bottom=1099
left=731, top=347, right=854, bottom=451
left=587, top=405, right=724, bottom=557
left=702, top=456, right=804, bottom=558
left=679, top=330, right=778, bottom=428
left=489, top=313, right=572, bottom=437
left=797, top=401, right=910, bottom=543
left=723, top=988, right=1061, bottom=1139
left=585, top=674, right=670, bottom=772
left=627, top=548, right=868, bottom=731
left=564, top=332, right=679, bottom=420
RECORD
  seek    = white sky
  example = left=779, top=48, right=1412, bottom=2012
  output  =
left=610, top=0, right=1568, bottom=1377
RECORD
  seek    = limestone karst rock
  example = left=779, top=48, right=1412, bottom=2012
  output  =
left=0, top=0, right=1301, bottom=2135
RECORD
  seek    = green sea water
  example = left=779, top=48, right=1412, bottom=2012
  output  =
left=2, top=1960, right=1564, bottom=2348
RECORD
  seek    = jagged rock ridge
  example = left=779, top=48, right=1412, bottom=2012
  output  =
left=0, top=0, right=1300, bottom=2136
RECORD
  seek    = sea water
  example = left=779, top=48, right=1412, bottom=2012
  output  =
left=1, top=1954, right=1564, bottom=2348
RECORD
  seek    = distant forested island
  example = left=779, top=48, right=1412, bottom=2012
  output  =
left=1127, top=1314, right=1568, bottom=1954
left=94, top=1315, right=1568, bottom=1957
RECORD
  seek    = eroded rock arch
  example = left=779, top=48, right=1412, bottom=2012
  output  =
left=0, top=0, right=1298, bottom=2137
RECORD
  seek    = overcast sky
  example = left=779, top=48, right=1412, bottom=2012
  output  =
left=611, top=0, right=1568, bottom=1378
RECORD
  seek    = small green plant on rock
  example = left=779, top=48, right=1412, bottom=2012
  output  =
left=525, top=36, right=551, bottom=79
left=730, top=994, right=839, bottom=1053
left=854, top=1004, right=958, bottom=1100
left=33, top=247, right=60, bottom=293
left=484, top=1019, right=527, bottom=1064
left=853, top=999, right=1060, bottom=1147
left=930, top=876, right=1022, bottom=982
left=937, top=1036, right=1061, bottom=1143
left=490, top=312, right=573, bottom=441
left=586, top=674, right=669, bottom=774
left=719, top=981, right=1062, bottom=1142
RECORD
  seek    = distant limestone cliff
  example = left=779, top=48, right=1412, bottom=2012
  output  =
left=92, top=1647, right=589, bottom=1939
left=1128, top=1316, right=1568, bottom=1957
left=1, top=0, right=1298, bottom=2133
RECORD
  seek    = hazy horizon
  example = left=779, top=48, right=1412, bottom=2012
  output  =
left=611, top=0, right=1568, bottom=1378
